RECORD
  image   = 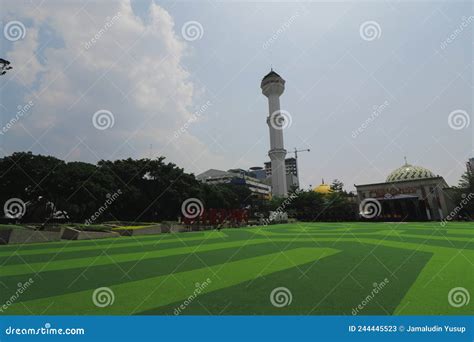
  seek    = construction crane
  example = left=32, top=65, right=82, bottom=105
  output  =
left=289, top=147, right=310, bottom=181
left=291, top=147, right=310, bottom=160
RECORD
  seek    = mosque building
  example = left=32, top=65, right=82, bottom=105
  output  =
left=313, top=179, right=331, bottom=194
left=355, top=159, right=455, bottom=221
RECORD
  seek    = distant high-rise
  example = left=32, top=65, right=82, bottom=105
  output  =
left=264, top=158, right=298, bottom=177
left=264, top=157, right=299, bottom=189
left=249, top=166, right=267, bottom=181
left=261, top=70, right=288, bottom=197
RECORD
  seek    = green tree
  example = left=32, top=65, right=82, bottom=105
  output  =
left=330, top=179, right=344, bottom=193
left=0, top=152, right=64, bottom=221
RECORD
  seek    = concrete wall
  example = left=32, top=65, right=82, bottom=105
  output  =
left=161, top=222, right=189, bottom=233
left=115, top=225, right=162, bottom=236
left=61, top=227, right=120, bottom=240
left=0, top=229, right=61, bottom=245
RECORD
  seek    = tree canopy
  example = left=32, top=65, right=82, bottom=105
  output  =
left=3, top=152, right=469, bottom=223
left=0, top=152, right=251, bottom=223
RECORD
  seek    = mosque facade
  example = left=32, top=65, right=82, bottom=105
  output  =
left=355, top=160, right=456, bottom=221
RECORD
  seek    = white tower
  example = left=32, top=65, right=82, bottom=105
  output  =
left=261, top=70, right=288, bottom=197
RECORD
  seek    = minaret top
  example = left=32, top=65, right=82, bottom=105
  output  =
left=262, top=69, right=283, bottom=82
left=261, top=69, right=285, bottom=96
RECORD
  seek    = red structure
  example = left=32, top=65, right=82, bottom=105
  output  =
left=182, top=208, right=248, bottom=227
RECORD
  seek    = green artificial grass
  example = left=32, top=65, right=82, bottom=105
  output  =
left=0, top=222, right=472, bottom=315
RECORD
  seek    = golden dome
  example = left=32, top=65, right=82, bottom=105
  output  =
left=313, top=179, right=331, bottom=194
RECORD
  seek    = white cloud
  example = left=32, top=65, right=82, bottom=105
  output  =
left=5, top=25, right=43, bottom=86
left=3, top=0, right=227, bottom=173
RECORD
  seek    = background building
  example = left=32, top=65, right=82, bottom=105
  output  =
left=248, top=166, right=267, bottom=181
left=196, top=169, right=271, bottom=200
left=355, top=160, right=455, bottom=221
left=264, top=157, right=298, bottom=178
left=265, top=157, right=299, bottom=190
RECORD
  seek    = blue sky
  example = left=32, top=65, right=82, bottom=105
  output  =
left=0, top=0, right=472, bottom=191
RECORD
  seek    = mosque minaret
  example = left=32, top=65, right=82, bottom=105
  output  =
left=261, top=69, right=288, bottom=197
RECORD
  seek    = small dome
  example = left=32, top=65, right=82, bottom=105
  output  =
left=261, top=69, right=285, bottom=90
left=386, top=160, right=436, bottom=182
left=262, top=70, right=282, bottom=80
left=313, top=180, right=331, bottom=194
